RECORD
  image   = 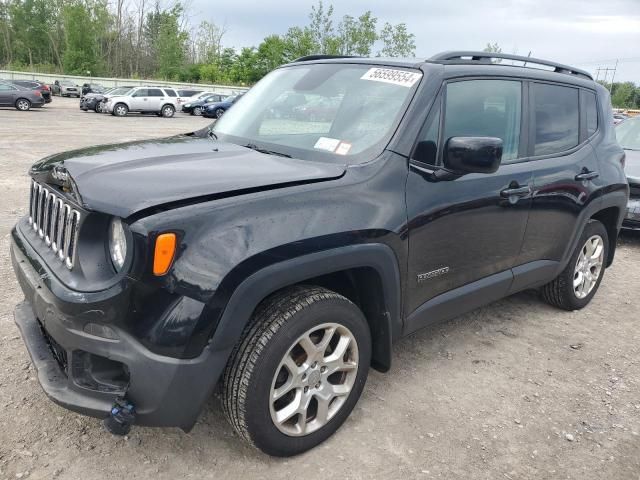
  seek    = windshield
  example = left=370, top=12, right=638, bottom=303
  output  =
left=616, top=117, right=640, bottom=150
left=213, top=63, right=422, bottom=162
left=109, top=87, right=132, bottom=96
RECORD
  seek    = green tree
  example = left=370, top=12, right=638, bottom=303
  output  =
left=62, top=1, right=106, bottom=75
left=282, top=26, right=316, bottom=60
left=611, top=82, right=637, bottom=108
left=378, top=22, right=415, bottom=57
left=336, top=12, right=377, bottom=56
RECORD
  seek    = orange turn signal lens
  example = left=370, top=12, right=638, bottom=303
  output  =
left=153, top=233, right=177, bottom=276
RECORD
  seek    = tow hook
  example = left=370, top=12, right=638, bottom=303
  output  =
left=103, top=397, right=136, bottom=435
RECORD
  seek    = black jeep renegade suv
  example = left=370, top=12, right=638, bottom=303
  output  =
left=11, top=52, right=629, bottom=456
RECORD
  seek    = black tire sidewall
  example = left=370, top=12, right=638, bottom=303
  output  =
left=563, top=220, right=609, bottom=309
left=244, top=298, right=371, bottom=457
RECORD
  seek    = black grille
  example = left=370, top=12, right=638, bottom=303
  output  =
left=38, top=321, right=68, bottom=374
left=629, top=183, right=640, bottom=198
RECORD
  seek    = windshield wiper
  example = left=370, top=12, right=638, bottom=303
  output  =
left=244, top=143, right=292, bottom=158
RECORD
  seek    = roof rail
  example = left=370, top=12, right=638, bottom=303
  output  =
left=430, top=51, right=593, bottom=80
left=293, top=55, right=361, bottom=62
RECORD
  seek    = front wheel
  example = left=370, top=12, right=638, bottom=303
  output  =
left=112, top=103, right=128, bottom=117
left=193, top=106, right=202, bottom=116
left=214, top=107, right=225, bottom=118
left=542, top=219, right=609, bottom=310
left=223, top=286, right=371, bottom=457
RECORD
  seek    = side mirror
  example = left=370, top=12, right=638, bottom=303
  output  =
left=443, top=136, right=503, bottom=174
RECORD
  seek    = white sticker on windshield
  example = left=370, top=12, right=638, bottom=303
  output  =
left=314, top=137, right=341, bottom=152
left=361, top=68, right=422, bottom=88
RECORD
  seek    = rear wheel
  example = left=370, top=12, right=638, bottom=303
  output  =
left=113, top=103, right=128, bottom=117
left=161, top=104, right=175, bottom=118
left=542, top=220, right=609, bottom=310
left=15, top=98, right=31, bottom=111
left=223, top=286, right=371, bottom=457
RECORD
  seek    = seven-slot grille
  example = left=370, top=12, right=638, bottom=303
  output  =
left=28, top=180, right=81, bottom=269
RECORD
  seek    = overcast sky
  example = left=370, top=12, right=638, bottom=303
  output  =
left=188, top=0, right=640, bottom=82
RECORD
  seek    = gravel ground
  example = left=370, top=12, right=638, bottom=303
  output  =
left=1, top=97, right=639, bottom=480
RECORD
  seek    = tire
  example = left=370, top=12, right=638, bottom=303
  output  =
left=15, top=98, right=31, bottom=111
left=193, top=106, right=202, bottom=116
left=223, top=285, right=371, bottom=457
left=94, top=103, right=102, bottom=113
left=214, top=107, right=225, bottom=118
left=112, top=103, right=128, bottom=117
left=542, top=219, right=609, bottom=310
left=161, top=104, right=175, bottom=118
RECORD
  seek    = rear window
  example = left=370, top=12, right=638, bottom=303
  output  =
left=533, top=83, right=580, bottom=156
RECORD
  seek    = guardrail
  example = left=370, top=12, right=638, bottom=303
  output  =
left=0, top=70, right=248, bottom=96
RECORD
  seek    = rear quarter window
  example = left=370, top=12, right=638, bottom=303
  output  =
left=585, top=91, right=598, bottom=137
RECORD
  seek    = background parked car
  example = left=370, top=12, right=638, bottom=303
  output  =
left=181, top=93, right=224, bottom=115
left=81, top=86, right=134, bottom=113
left=0, top=81, right=45, bottom=111
left=55, top=79, right=81, bottom=97
left=614, top=113, right=630, bottom=125
left=104, top=86, right=179, bottom=117
left=81, top=83, right=106, bottom=96
left=9, top=80, right=51, bottom=103
left=202, top=94, right=244, bottom=118
left=616, top=116, right=640, bottom=230
left=175, top=88, right=204, bottom=107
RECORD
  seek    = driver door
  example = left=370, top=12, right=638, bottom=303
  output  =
left=130, top=88, right=149, bottom=111
left=405, top=78, right=532, bottom=325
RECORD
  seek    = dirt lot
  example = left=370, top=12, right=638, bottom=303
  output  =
left=0, top=97, right=639, bottom=480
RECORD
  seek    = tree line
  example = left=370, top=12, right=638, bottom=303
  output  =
left=0, top=0, right=416, bottom=85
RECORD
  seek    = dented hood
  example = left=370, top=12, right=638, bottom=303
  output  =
left=29, top=135, right=346, bottom=218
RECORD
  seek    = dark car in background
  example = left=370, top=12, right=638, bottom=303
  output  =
left=0, top=81, right=45, bottom=111
left=82, top=83, right=106, bottom=96
left=81, top=86, right=134, bottom=113
left=616, top=116, right=640, bottom=229
left=181, top=93, right=224, bottom=115
left=613, top=113, right=629, bottom=125
left=10, top=80, right=52, bottom=103
left=202, top=94, right=244, bottom=118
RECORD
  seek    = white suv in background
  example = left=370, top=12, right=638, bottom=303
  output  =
left=104, top=86, right=179, bottom=117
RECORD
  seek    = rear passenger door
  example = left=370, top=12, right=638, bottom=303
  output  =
left=146, top=88, right=165, bottom=111
left=0, top=83, right=17, bottom=106
left=515, top=83, right=602, bottom=269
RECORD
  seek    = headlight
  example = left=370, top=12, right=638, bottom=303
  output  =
left=185, top=103, right=191, bottom=108
left=109, top=218, right=127, bottom=271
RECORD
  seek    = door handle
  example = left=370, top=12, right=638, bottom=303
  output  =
left=500, top=184, right=531, bottom=198
left=575, top=170, right=599, bottom=181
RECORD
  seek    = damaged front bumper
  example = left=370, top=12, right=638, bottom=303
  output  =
left=10, top=226, right=232, bottom=430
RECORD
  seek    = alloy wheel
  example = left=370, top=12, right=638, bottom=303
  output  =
left=16, top=99, right=30, bottom=111
left=193, top=107, right=202, bottom=116
left=269, top=322, right=359, bottom=437
left=573, top=234, right=604, bottom=299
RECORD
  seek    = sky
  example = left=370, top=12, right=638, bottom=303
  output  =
left=188, top=0, right=640, bottom=82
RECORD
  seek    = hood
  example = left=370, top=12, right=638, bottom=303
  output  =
left=626, top=149, right=640, bottom=185
left=30, top=135, right=346, bottom=218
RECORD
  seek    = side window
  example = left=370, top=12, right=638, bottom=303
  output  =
left=0, top=84, right=14, bottom=91
left=444, top=80, right=522, bottom=162
left=132, top=89, right=147, bottom=97
left=164, top=89, right=177, bottom=97
left=532, top=83, right=579, bottom=156
left=148, top=88, right=164, bottom=97
left=585, top=91, right=598, bottom=137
